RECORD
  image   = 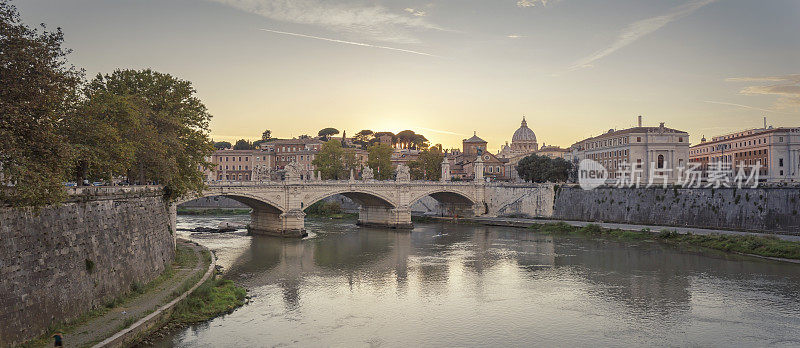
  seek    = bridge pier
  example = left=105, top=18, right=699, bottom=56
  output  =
left=249, top=208, right=307, bottom=238
left=357, top=206, right=414, bottom=229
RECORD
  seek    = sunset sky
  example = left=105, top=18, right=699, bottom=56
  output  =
left=18, top=0, right=800, bottom=152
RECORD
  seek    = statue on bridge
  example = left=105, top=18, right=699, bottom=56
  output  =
left=396, top=164, right=410, bottom=182
left=362, top=166, right=374, bottom=181
left=284, top=162, right=302, bottom=181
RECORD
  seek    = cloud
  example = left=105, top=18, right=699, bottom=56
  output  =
left=517, top=0, right=556, bottom=7
left=258, top=29, right=442, bottom=57
left=726, top=74, right=800, bottom=111
left=507, top=34, right=526, bottom=38
left=211, top=0, right=445, bottom=43
left=404, top=8, right=426, bottom=17
left=570, top=0, right=716, bottom=70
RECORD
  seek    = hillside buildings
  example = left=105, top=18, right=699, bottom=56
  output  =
left=570, top=116, right=690, bottom=183
left=689, top=124, right=800, bottom=183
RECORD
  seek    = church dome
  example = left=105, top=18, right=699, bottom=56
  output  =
left=512, top=117, right=537, bottom=143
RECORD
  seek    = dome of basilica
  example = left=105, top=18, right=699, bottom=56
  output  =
left=512, top=117, right=537, bottom=143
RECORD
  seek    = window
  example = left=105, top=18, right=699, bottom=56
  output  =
left=779, top=158, right=784, bottom=167
left=657, top=154, right=664, bottom=169
left=679, top=137, right=683, bottom=142
left=637, top=137, right=642, bottom=142
left=779, top=137, right=784, bottom=142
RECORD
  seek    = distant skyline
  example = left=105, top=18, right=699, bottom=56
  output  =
left=17, top=0, right=800, bottom=152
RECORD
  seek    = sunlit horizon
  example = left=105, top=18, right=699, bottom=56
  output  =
left=17, top=0, right=800, bottom=152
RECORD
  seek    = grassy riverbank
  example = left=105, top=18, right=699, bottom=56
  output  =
left=529, top=222, right=800, bottom=260
left=177, top=208, right=251, bottom=215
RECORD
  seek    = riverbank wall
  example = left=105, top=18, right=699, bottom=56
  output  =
left=0, top=186, right=175, bottom=346
left=551, top=185, right=800, bottom=234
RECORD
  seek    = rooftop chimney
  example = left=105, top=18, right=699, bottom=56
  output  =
left=638, top=115, right=642, bottom=127
left=763, top=116, right=767, bottom=129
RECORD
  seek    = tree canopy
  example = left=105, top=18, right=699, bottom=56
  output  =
left=213, top=141, right=232, bottom=150
left=312, top=139, right=346, bottom=179
left=318, top=127, right=339, bottom=140
left=409, top=145, right=444, bottom=181
left=81, top=69, right=214, bottom=198
left=0, top=0, right=82, bottom=206
left=516, top=154, right=573, bottom=183
left=233, top=139, right=254, bottom=150
left=367, top=143, right=394, bottom=180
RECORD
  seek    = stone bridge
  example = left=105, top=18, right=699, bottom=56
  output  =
left=177, top=179, right=490, bottom=237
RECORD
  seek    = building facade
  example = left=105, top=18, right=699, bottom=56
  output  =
left=571, top=117, right=690, bottom=183
left=446, top=132, right=509, bottom=181
left=689, top=126, right=800, bottom=182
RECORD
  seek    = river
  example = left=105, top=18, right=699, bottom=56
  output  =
left=156, top=215, right=800, bottom=347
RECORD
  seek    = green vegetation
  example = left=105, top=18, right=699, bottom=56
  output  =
left=177, top=208, right=251, bottom=215
left=0, top=1, right=214, bottom=207
left=516, top=154, right=574, bottom=183
left=367, top=143, right=394, bottom=180
left=317, top=127, right=340, bottom=140
left=305, top=201, right=356, bottom=219
left=528, top=222, right=800, bottom=260
left=0, top=0, right=80, bottom=207
left=169, top=277, right=247, bottom=324
left=409, top=145, right=445, bottom=181
left=233, top=139, right=254, bottom=150
left=312, top=139, right=360, bottom=180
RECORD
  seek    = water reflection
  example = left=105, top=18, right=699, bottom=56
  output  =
left=161, top=216, right=800, bottom=347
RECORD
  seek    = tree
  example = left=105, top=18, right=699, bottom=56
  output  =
left=312, top=139, right=346, bottom=179
left=409, top=145, right=444, bottom=180
left=213, top=141, right=232, bottom=150
left=233, top=139, right=253, bottom=150
left=0, top=0, right=82, bottom=206
left=517, top=154, right=573, bottom=183
left=63, top=92, right=142, bottom=185
left=84, top=69, right=214, bottom=199
left=318, top=127, right=339, bottom=140
left=367, top=143, right=394, bottom=180
left=261, top=129, right=271, bottom=141
left=353, top=130, right=374, bottom=148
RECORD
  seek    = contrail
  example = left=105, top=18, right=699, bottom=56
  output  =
left=702, top=100, right=792, bottom=115
left=569, top=0, right=716, bottom=70
left=258, top=29, right=442, bottom=58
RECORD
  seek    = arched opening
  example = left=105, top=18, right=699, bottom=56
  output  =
left=657, top=154, right=665, bottom=169
left=303, top=191, right=409, bottom=229
left=178, top=194, right=297, bottom=237
left=411, top=190, right=477, bottom=218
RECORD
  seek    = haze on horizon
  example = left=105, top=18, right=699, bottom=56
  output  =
left=17, top=0, right=800, bottom=152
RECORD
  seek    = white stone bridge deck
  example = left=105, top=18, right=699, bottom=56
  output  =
left=178, top=179, right=497, bottom=237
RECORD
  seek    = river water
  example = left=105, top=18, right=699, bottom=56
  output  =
left=158, top=215, right=800, bottom=347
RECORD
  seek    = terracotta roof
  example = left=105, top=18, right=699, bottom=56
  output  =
left=463, top=134, right=487, bottom=143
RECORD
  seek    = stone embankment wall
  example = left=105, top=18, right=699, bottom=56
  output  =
left=485, top=184, right=555, bottom=217
left=552, top=186, right=800, bottom=234
left=0, top=186, right=175, bottom=346
left=179, top=196, right=248, bottom=209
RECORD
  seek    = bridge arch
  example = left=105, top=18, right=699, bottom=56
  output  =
left=177, top=192, right=284, bottom=213
left=301, top=189, right=396, bottom=210
left=409, top=188, right=480, bottom=217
